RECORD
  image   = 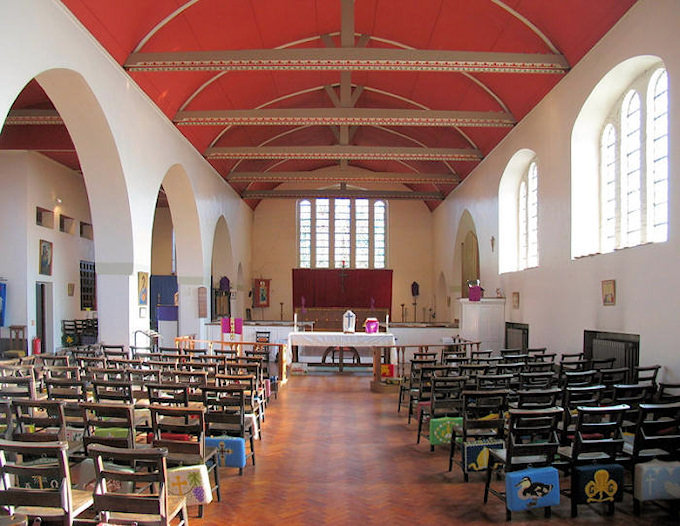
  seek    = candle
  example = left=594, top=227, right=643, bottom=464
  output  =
left=386, top=314, right=389, bottom=332
left=294, top=312, right=298, bottom=331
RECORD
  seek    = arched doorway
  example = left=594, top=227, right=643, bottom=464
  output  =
left=211, top=216, right=234, bottom=320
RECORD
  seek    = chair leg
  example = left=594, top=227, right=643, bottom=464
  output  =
left=213, top=461, right=221, bottom=502
left=448, top=440, right=455, bottom=472
left=407, top=399, right=413, bottom=424
left=198, top=504, right=204, bottom=518
left=416, top=412, right=423, bottom=443
left=544, top=506, right=551, bottom=518
left=250, top=434, right=256, bottom=466
left=571, top=497, right=578, bottom=518
left=484, top=464, right=492, bottom=503
left=633, top=498, right=641, bottom=516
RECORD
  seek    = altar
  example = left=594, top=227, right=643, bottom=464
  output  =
left=287, top=331, right=395, bottom=383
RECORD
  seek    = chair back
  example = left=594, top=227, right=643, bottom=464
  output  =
left=146, top=382, right=189, bottom=407
left=88, top=443, right=171, bottom=523
left=0, top=440, right=75, bottom=519
left=92, top=379, right=135, bottom=404
left=429, top=376, right=467, bottom=418
left=559, top=384, right=605, bottom=444
left=203, top=385, right=247, bottom=437
left=630, top=401, right=680, bottom=460
left=460, top=389, right=508, bottom=441
left=515, top=387, right=562, bottom=410
left=505, top=407, right=563, bottom=470
left=12, top=399, right=67, bottom=442
left=80, top=402, right=137, bottom=453
left=149, top=405, right=206, bottom=459
left=0, top=375, right=37, bottom=400
left=657, top=382, right=680, bottom=403
left=571, top=404, right=629, bottom=463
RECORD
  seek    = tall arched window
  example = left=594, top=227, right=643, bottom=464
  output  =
left=648, top=68, right=669, bottom=243
left=297, top=198, right=388, bottom=268
left=498, top=149, right=539, bottom=273
left=574, top=62, right=668, bottom=258
left=600, top=124, right=617, bottom=253
left=517, top=161, right=539, bottom=271
left=621, top=90, right=642, bottom=247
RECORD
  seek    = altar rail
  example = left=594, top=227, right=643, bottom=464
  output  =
left=174, top=337, right=287, bottom=385
left=294, top=307, right=389, bottom=331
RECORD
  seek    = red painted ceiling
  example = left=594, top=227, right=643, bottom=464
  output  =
left=3, top=0, right=638, bottom=209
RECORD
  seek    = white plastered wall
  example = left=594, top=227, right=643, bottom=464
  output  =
left=432, top=0, right=680, bottom=381
left=0, top=0, right=252, bottom=346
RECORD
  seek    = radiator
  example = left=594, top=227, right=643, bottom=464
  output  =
left=506, top=328, right=525, bottom=350
left=592, top=338, right=639, bottom=382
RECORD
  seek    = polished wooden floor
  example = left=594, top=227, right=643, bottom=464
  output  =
left=197, top=375, right=676, bottom=526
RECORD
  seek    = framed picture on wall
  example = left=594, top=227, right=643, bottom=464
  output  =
left=602, top=279, right=616, bottom=306
left=253, top=279, right=270, bottom=308
left=39, top=239, right=53, bottom=276
left=138, top=271, right=149, bottom=306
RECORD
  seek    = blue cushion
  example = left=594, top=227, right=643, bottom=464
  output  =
left=573, top=464, right=624, bottom=504
left=506, top=467, right=560, bottom=511
left=205, top=436, right=246, bottom=468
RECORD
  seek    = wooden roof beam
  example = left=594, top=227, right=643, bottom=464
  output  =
left=227, top=171, right=460, bottom=184
left=206, top=145, right=482, bottom=161
left=241, top=189, right=444, bottom=200
left=126, top=48, right=569, bottom=74
left=176, top=108, right=515, bottom=127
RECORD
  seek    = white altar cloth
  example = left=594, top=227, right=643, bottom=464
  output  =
left=287, top=331, right=395, bottom=349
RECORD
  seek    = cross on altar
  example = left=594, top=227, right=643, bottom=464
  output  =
left=338, top=264, right=348, bottom=292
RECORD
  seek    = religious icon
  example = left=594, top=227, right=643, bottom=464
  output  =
left=39, top=239, right=53, bottom=276
left=138, top=272, right=149, bottom=306
left=601, top=279, right=616, bottom=306
left=252, top=278, right=270, bottom=308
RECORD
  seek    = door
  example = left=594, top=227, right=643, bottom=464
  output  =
left=35, top=282, right=53, bottom=354
left=461, top=231, right=480, bottom=298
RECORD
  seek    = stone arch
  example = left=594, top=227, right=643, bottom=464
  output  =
left=0, top=69, right=134, bottom=345
left=571, top=55, right=664, bottom=258
left=160, top=164, right=204, bottom=336
left=498, top=148, right=536, bottom=273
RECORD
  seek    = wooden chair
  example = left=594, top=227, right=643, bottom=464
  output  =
left=148, top=405, right=220, bottom=517
left=0, top=376, right=37, bottom=400
left=598, top=367, right=629, bottom=402
left=484, top=407, right=563, bottom=520
left=560, top=369, right=599, bottom=388
left=203, top=384, right=256, bottom=473
left=146, top=383, right=189, bottom=407
left=449, top=389, right=508, bottom=481
left=417, top=375, right=467, bottom=447
left=558, top=384, right=605, bottom=445
left=634, top=365, right=661, bottom=391
left=657, top=383, right=680, bottom=403
left=513, top=387, right=562, bottom=410
left=0, top=439, right=93, bottom=525
left=622, top=401, right=680, bottom=515
left=11, top=399, right=67, bottom=442
left=557, top=404, right=629, bottom=517
left=87, top=443, right=188, bottom=526
left=80, top=402, right=138, bottom=455
left=397, top=357, right=436, bottom=414
left=476, top=373, right=513, bottom=391
left=518, top=371, right=556, bottom=390
left=40, top=355, right=71, bottom=368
